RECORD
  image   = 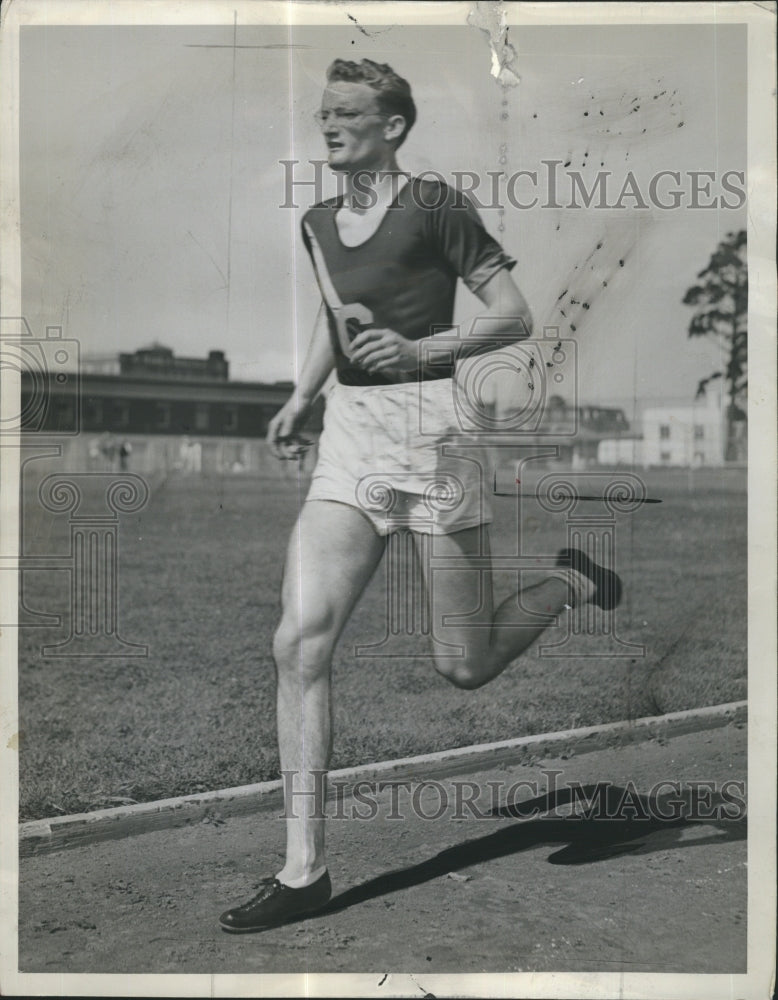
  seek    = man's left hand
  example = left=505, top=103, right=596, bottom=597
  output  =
left=350, top=328, right=419, bottom=375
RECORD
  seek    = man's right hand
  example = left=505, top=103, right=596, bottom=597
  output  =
left=267, top=395, right=313, bottom=460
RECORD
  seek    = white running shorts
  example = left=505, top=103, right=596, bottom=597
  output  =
left=306, top=379, right=493, bottom=536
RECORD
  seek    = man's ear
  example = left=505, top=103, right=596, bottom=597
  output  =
left=383, top=114, right=406, bottom=144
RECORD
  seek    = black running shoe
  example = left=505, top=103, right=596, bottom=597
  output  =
left=219, top=871, right=332, bottom=933
left=556, top=547, right=623, bottom=610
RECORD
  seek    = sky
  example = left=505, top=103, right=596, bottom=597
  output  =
left=19, top=20, right=747, bottom=416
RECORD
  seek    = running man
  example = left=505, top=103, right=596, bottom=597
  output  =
left=219, top=58, right=621, bottom=933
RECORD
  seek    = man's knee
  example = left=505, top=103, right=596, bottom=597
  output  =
left=434, top=657, right=489, bottom=691
left=273, top=605, right=338, bottom=676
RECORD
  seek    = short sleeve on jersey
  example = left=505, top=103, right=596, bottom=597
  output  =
left=419, top=179, right=516, bottom=294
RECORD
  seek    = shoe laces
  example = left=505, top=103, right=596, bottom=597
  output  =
left=234, top=877, right=283, bottom=913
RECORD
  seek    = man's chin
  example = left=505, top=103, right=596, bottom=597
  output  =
left=327, top=151, right=351, bottom=171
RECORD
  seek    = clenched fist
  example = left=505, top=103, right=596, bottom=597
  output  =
left=349, top=328, right=420, bottom=376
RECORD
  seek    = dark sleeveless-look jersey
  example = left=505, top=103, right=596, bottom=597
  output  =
left=301, top=177, right=516, bottom=386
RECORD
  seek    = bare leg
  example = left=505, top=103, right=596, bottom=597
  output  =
left=414, top=524, right=572, bottom=689
left=273, top=500, right=385, bottom=882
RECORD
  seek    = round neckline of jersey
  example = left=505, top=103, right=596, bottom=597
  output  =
left=330, top=175, right=414, bottom=251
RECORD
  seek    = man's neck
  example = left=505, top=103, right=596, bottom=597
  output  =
left=342, top=164, right=408, bottom=214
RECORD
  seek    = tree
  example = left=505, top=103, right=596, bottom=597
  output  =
left=682, top=230, right=747, bottom=461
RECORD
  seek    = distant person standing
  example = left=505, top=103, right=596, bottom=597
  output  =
left=119, top=440, right=132, bottom=471
left=99, top=433, right=116, bottom=471
left=87, top=438, right=102, bottom=471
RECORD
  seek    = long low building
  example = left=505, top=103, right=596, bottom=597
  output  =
left=18, top=344, right=323, bottom=477
left=17, top=344, right=635, bottom=477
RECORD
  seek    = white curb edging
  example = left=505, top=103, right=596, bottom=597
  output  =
left=19, top=700, right=747, bottom=857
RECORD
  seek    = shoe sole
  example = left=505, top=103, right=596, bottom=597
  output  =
left=558, top=548, right=622, bottom=611
left=219, top=899, right=331, bottom=934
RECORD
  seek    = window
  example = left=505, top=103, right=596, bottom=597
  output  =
left=54, top=399, right=75, bottom=430
left=660, top=450, right=672, bottom=462
left=114, top=400, right=130, bottom=427
left=224, top=405, right=238, bottom=432
left=85, top=398, right=103, bottom=425
left=156, top=402, right=171, bottom=430
left=257, top=405, right=277, bottom=436
left=194, top=403, right=210, bottom=431
left=694, top=424, right=705, bottom=440
left=659, top=424, right=671, bottom=440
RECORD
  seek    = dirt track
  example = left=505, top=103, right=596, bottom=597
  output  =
left=17, top=722, right=747, bottom=978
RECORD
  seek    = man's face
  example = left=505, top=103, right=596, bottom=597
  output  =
left=318, top=81, right=393, bottom=172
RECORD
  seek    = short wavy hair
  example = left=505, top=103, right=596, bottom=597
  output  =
left=326, top=58, right=416, bottom=147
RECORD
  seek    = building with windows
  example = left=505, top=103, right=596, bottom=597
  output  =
left=598, top=394, right=726, bottom=468
left=20, top=345, right=323, bottom=477
left=510, top=399, right=636, bottom=469
left=118, top=344, right=229, bottom=382
left=486, top=396, right=636, bottom=481
left=640, top=400, right=724, bottom=467
left=21, top=344, right=643, bottom=476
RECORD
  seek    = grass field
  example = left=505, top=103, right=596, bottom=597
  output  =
left=17, top=465, right=747, bottom=821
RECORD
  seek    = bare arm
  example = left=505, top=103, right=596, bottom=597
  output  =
left=267, top=305, right=335, bottom=459
left=451, top=266, right=533, bottom=357
left=349, top=268, right=533, bottom=376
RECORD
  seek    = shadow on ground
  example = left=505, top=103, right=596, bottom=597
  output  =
left=314, top=783, right=746, bottom=917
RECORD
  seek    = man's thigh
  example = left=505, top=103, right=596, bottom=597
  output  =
left=412, top=525, right=495, bottom=653
left=281, top=499, right=386, bottom=634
